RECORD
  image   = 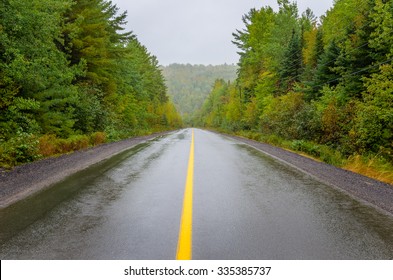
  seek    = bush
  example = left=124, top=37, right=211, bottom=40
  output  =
left=290, top=139, right=343, bottom=165
left=90, top=132, right=106, bottom=146
left=39, top=134, right=92, bottom=157
left=291, top=140, right=320, bottom=157
left=0, top=131, right=40, bottom=168
left=38, top=134, right=57, bottom=157
left=354, top=65, right=393, bottom=154
left=64, top=135, right=90, bottom=152
left=318, top=145, right=344, bottom=166
left=260, top=92, right=309, bottom=140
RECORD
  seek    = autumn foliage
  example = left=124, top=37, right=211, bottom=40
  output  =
left=195, top=0, right=393, bottom=183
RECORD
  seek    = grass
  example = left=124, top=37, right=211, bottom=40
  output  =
left=38, top=133, right=106, bottom=158
left=344, top=155, right=393, bottom=185
left=1, top=126, right=176, bottom=169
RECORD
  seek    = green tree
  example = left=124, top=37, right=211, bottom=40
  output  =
left=64, top=0, right=132, bottom=93
left=333, top=0, right=375, bottom=99
left=0, top=0, right=78, bottom=138
left=199, top=0, right=393, bottom=171
left=279, top=30, right=302, bottom=92
left=199, top=79, right=229, bottom=128
left=310, top=41, right=341, bottom=97
left=369, top=0, right=393, bottom=60
left=0, top=0, right=181, bottom=167
left=355, top=64, right=393, bottom=155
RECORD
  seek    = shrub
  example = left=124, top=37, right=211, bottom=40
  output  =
left=38, top=134, right=57, bottom=157
left=290, top=139, right=344, bottom=165
left=260, top=92, right=309, bottom=140
left=291, top=140, right=320, bottom=157
left=39, top=134, right=91, bottom=157
left=0, top=131, right=40, bottom=167
left=354, top=65, right=393, bottom=155
left=55, top=135, right=89, bottom=154
left=90, top=132, right=106, bottom=146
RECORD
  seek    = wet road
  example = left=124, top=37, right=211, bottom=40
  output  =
left=1, top=129, right=393, bottom=259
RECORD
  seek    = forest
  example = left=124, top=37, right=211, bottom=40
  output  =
left=195, top=0, right=393, bottom=184
left=162, top=63, right=237, bottom=122
left=0, top=0, right=182, bottom=168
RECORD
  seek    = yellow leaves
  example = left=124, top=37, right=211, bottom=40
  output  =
left=225, top=86, right=243, bottom=124
left=146, top=101, right=182, bottom=128
left=302, top=27, right=318, bottom=67
left=159, top=102, right=183, bottom=128
left=321, top=101, right=339, bottom=141
left=243, top=98, right=258, bottom=128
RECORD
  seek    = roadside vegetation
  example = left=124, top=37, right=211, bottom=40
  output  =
left=0, top=0, right=182, bottom=168
left=194, top=0, right=393, bottom=185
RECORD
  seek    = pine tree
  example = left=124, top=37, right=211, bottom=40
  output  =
left=334, top=0, right=375, bottom=99
left=279, top=30, right=302, bottom=92
left=310, top=40, right=341, bottom=98
left=63, top=0, right=133, bottom=94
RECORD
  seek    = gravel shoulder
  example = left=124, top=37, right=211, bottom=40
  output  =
left=221, top=132, right=393, bottom=216
left=0, top=131, right=171, bottom=208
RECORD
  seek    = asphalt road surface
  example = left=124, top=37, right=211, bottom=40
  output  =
left=1, top=129, right=393, bottom=259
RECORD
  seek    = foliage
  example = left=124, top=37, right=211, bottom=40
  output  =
left=354, top=64, right=393, bottom=157
left=38, top=133, right=103, bottom=158
left=196, top=0, right=393, bottom=180
left=0, top=131, right=40, bottom=168
left=260, top=92, right=310, bottom=140
left=196, top=79, right=229, bottom=128
left=0, top=0, right=181, bottom=167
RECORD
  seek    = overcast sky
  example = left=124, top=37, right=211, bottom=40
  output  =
left=112, top=0, right=334, bottom=65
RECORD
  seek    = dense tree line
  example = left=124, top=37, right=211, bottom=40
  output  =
left=196, top=0, right=393, bottom=179
left=0, top=0, right=181, bottom=167
left=162, top=63, right=237, bottom=122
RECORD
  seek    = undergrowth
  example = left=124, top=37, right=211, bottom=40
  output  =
left=344, top=155, right=393, bottom=185
left=0, top=126, right=174, bottom=169
left=0, top=132, right=107, bottom=169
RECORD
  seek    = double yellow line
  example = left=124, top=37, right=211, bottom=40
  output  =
left=176, top=129, right=194, bottom=260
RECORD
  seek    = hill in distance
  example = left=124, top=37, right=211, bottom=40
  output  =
left=162, top=63, right=237, bottom=119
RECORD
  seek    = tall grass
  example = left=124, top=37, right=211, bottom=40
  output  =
left=38, top=132, right=107, bottom=158
left=344, top=155, right=393, bottom=185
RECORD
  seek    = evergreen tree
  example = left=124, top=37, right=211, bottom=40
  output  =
left=279, top=30, right=302, bottom=92
left=334, top=0, right=375, bottom=99
left=63, top=0, right=133, bottom=94
left=310, top=41, right=341, bottom=98
left=0, top=0, right=181, bottom=167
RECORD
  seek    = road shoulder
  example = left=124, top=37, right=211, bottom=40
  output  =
left=0, top=132, right=172, bottom=208
left=219, top=132, right=393, bottom=216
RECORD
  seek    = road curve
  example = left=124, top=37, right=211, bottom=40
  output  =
left=0, top=129, right=393, bottom=259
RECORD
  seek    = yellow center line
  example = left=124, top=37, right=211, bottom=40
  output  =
left=176, top=129, right=194, bottom=260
